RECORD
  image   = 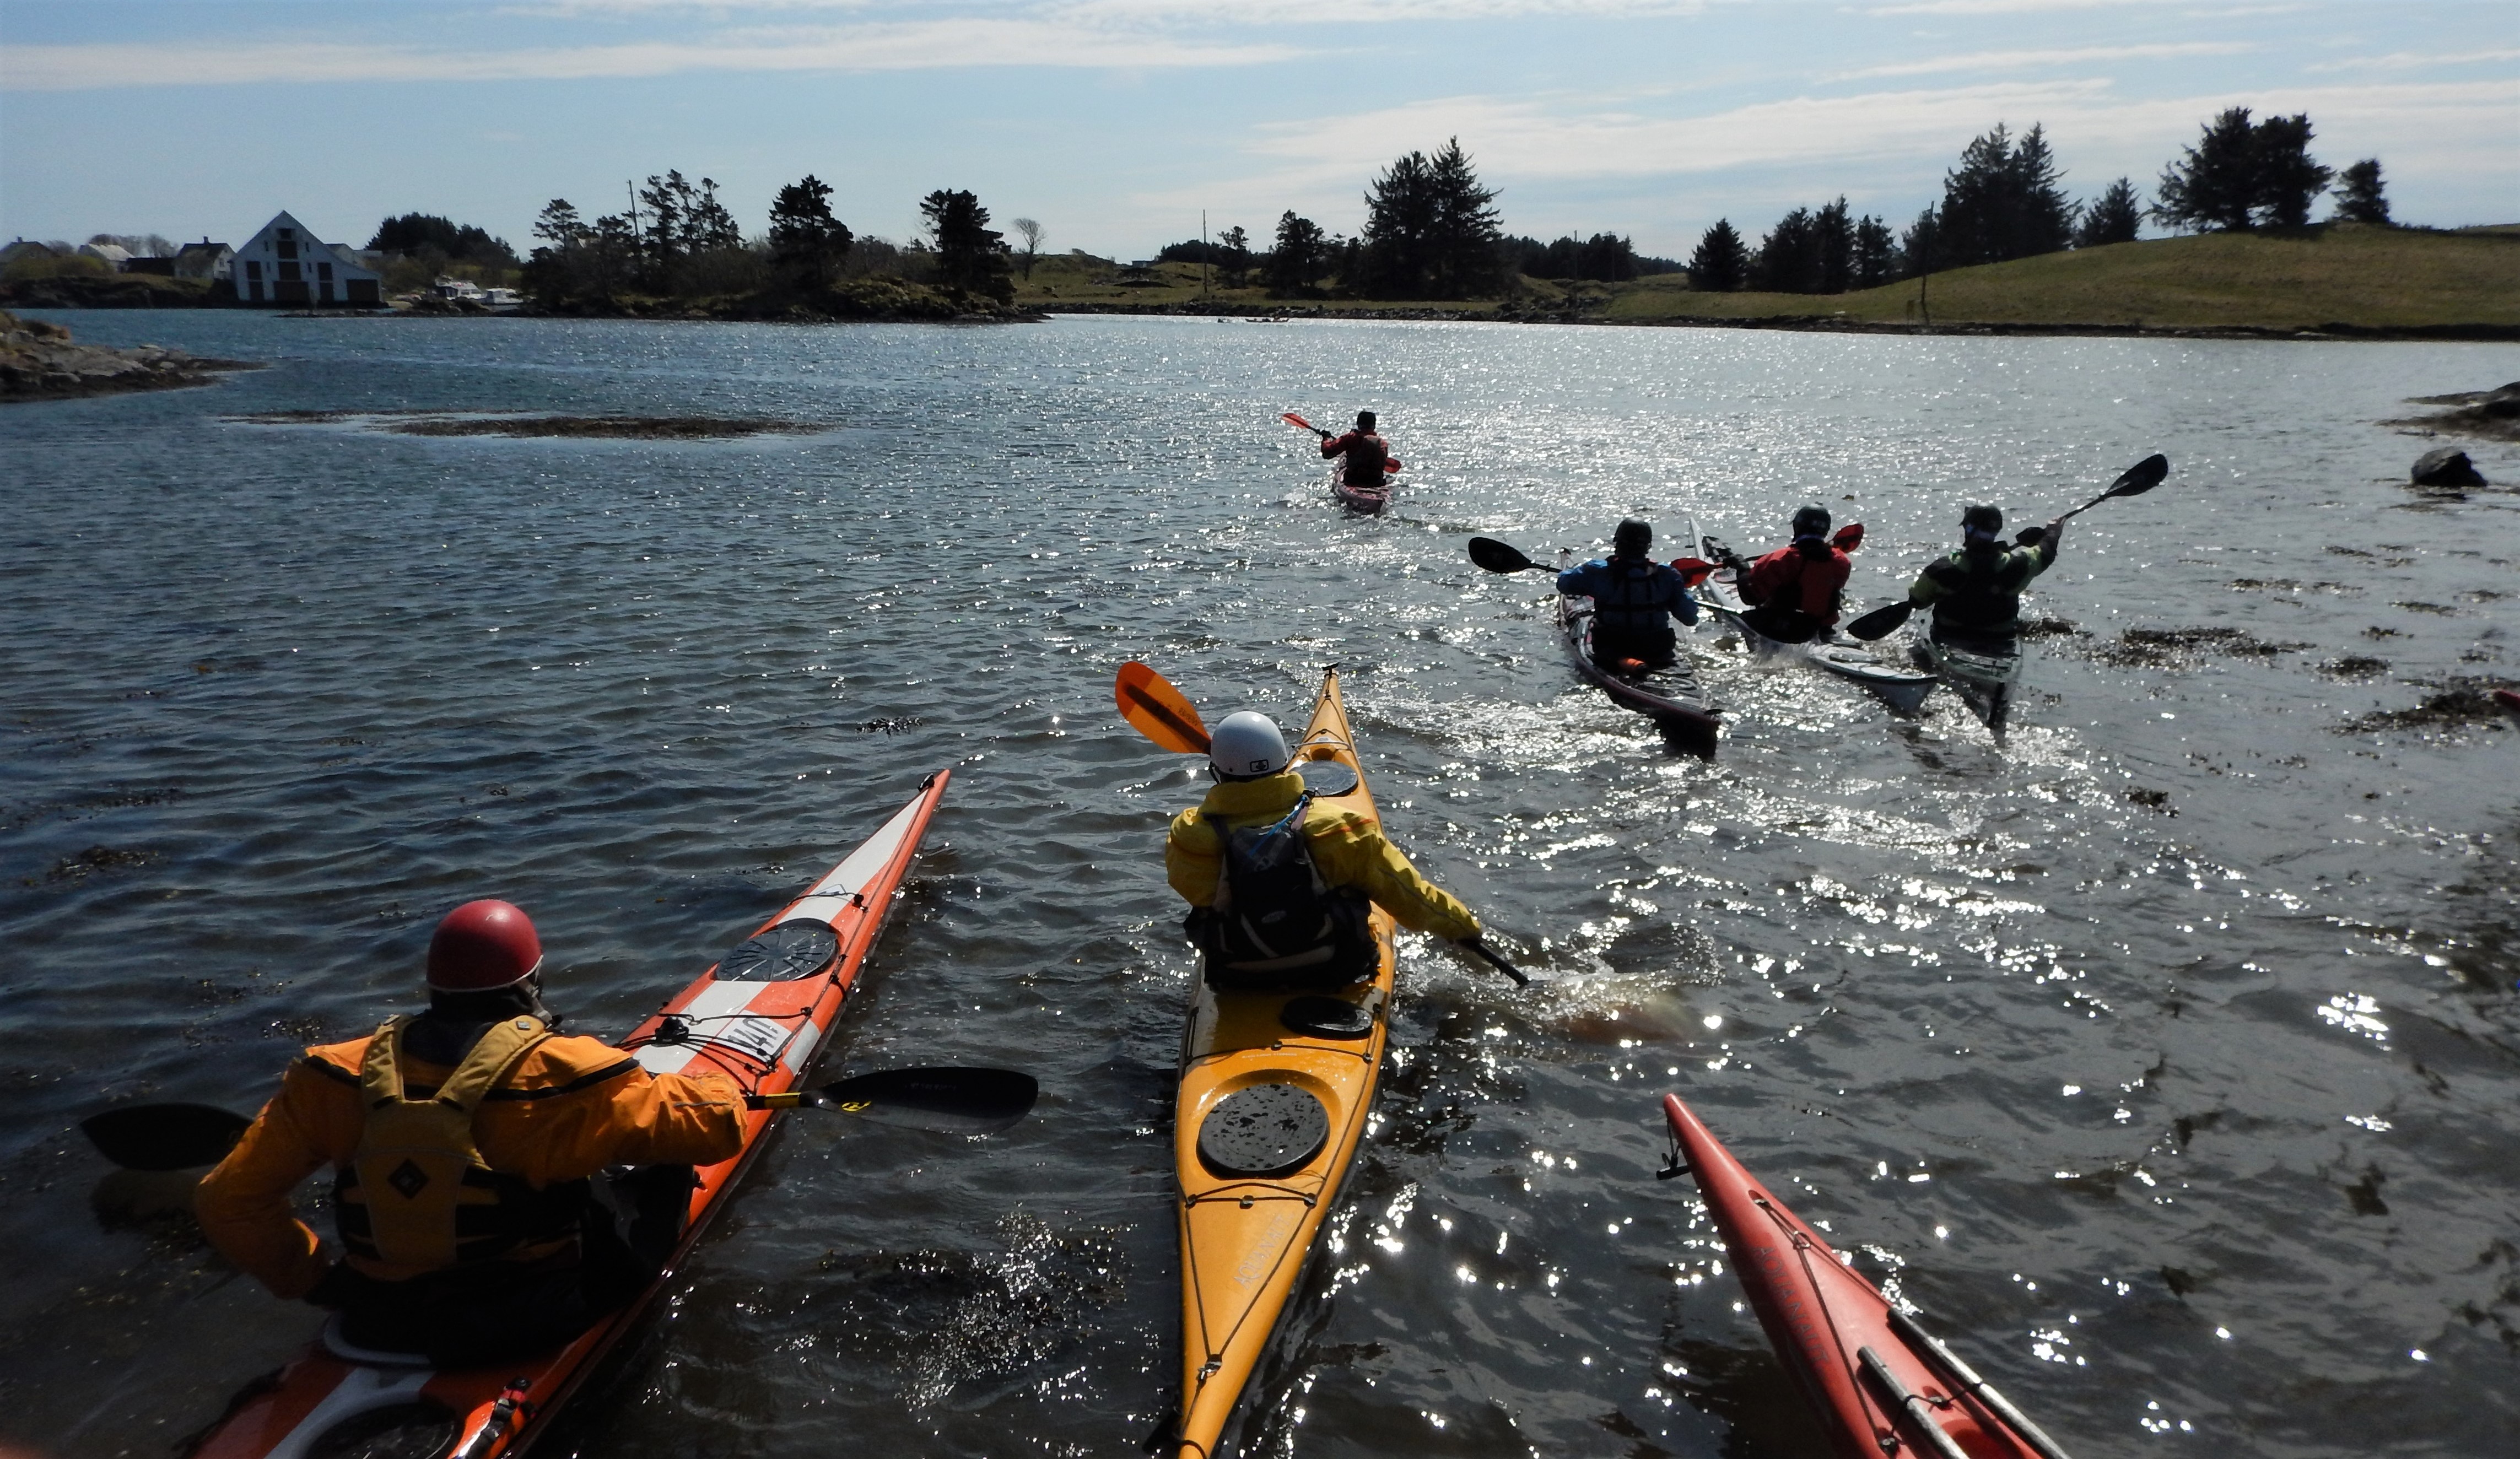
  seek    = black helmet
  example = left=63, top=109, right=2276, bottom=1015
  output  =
left=1613, top=518, right=1653, bottom=553
left=1356, top=410, right=1377, bottom=431
left=1791, top=504, right=1831, bottom=538
left=1961, top=502, right=2004, bottom=534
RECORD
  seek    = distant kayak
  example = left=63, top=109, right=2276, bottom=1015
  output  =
left=1329, top=466, right=1392, bottom=514
left=2497, top=687, right=2520, bottom=727
left=1695, top=566, right=1936, bottom=714
left=1558, top=593, right=1720, bottom=759
left=1659, top=1093, right=2076, bottom=1459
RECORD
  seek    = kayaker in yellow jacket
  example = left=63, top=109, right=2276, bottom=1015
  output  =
left=195, top=899, right=746, bottom=1364
left=1166, top=710, right=1478, bottom=988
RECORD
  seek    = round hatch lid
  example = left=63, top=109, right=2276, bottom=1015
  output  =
left=713, top=920, right=840, bottom=981
left=1197, top=1082, right=1330, bottom=1179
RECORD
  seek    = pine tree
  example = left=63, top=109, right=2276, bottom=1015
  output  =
left=1361, top=138, right=1505, bottom=298
left=1934, top=123, right=2074, bottom=267
left=920, top=189, right=1012, bottom=303
left=2332, top=159, right=2391, bottom=225
left=2074, top=177, right=2144, bottom=247
left=1852, top=215, right=1896, bottom=288
left=1426, top=138, right=1508, bottom=296
left=2155, top=107, right=2265, bottom=232
left=1267, top=211, right=1326, bottom=294
left=768, top=175, right=851, bottom=288
left=1815, top=198, right=1855, bottom=294
left=1754, top=208, right=1820, bottom=293
left=1897, top=207, right=1940, bottom=279
left=1687, top=219, right=1747, bottom=291
left=2251, top=114, right=2331, bottom=227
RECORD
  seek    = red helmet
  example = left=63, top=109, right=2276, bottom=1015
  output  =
left=426, top=900, right=543, bottom=991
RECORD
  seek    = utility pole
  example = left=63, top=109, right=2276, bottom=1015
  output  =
left=1201, top=210, right=1210, bottom=301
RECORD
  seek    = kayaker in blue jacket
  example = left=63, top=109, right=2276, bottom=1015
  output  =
left=1558, top=518, right=1699, bottom=668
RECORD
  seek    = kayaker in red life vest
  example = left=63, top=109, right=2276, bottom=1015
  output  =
left=194, top=900, right=746, bottom=1365
left=1167, top=710, right=1478, bottom=990
left=1737, top=505, right=1854, bottom=644
left=1319, top=410, right=1402, bottom=488
left=1558, top=518, right=1701, bottom=668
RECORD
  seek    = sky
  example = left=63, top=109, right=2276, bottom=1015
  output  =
left=1, top=1, right=2513, bottom=261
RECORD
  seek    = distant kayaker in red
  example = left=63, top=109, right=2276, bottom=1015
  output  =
left=1735, top=505, right=1854, bottom=644
left=195, top=900, right=746, bottom=1365
left=1319, top=410, right=1401, bottom=488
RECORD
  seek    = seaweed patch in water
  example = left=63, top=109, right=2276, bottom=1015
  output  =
left=2340, top=679, right=2513, bottom=734
left=43, top=845, right=164, bottom=882
left=2318, top=655, right=2391, bottom=680
left=2087, top=626, right=2308, bottom=668
left=2016, top=617, right=2081, bottom=640
left=2125, top=787, right=2176, bottom=814
left=233, top=409, right=818, bottom=440
left=2392, top=601, right=2458, bottom=616
left=859, top=716, right=928, bottom=735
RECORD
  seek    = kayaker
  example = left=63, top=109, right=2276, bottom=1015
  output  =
left=1902, top=503, right=2065, bottom=652
left=1733, top=505, right=1853, bottom=645
left=1319, top=410, right=1401, bottom=488
left=1167, top=711, right=1479, bottom=988
left=195, top=899, right=747, bottom=1364
left=1558, top=518, right=1701, bottom=668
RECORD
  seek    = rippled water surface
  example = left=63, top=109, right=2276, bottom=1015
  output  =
left=3, top=311, right=2516, bottom=1458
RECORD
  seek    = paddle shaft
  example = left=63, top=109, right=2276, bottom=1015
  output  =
left=1462, top=939, right=1530, bottom=986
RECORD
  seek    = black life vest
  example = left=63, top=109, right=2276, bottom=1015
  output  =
left=1921, top=543, right=2044, bottom=636
left=1340, top=433, right=1390, bottom=487
left=1593, top=555, right=1682, bottom=632
left=1206, top=794, right=1372, bottom=987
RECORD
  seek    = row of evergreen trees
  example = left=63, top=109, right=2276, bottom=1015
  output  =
left=518, top=170, right=1016, bottom=309
left=1690, top=110, right=2391, bottom=296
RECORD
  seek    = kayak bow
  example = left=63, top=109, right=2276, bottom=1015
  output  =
left=1659, top=1093, right=2074, bottom=1459
left=1163, top=667, right=1395, bottom=1457
left=184, top=773, right=953, bottom=1459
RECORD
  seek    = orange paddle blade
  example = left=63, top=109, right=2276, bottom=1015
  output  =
left=1670, top=556, right=1715, bottom=586
left=1281, top=412, right=1316, bottom=433
left=1115, top=661, right=1211, bottom=754
left=1832, top=522, right=1865, bottom=552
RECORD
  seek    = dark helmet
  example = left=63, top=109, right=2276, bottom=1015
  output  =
left=1613, top=518, right=1653, bottom=553
left=1961, top=502, right=2004, bottom=534
left=427, top=900, right=543, bottom=992
left=1356, top=410, right=1377, bottom=431
left=1791, top=504, right=1831, bottom=538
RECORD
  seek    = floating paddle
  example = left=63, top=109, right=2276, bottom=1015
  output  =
left=82, top=1064, right=1037, bottom=1170
left=1467, top=536, right=1547, bottom=574
left=1113, top=660, right=1529, bottom=987
left=1844, top=454, right=2168, bottom=642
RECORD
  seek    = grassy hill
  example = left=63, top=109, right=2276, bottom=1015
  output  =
left=1017, top=225, right=2520, bottom=334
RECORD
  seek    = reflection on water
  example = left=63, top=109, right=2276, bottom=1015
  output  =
left=2, top=311, right=2516, bottom=1457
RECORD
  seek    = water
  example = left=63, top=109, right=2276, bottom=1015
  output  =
left=2, top=311, right=2514, bottom=1458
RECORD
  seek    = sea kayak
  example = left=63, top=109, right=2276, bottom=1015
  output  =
left=2496, top=687, right=2520, bottom=727
left=1693, top=558, right=1936, bottom=714
left=1558, top=593, right=1721, bottom=759
left=1161, top=667, right=1396, bottom=1457
left=1912, top=636, right=2025, bottom=738
left=185, top=772, right=952, bottom=1459
left=1659, top=1094, right=2075, bottom=1459
left=1330, top=466, right=1393, bottom=515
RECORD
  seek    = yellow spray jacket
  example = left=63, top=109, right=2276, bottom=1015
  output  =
left=196, top=1026, right=744, bottom=1298
left=1165, top=771, right=1480, bottom=942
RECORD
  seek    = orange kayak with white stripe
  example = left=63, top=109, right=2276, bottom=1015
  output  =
left=185, top=771, right=950, bottom=1459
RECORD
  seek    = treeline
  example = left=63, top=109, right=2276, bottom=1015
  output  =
left=1690, top=107, right=2394, bottom=296
left=517, top=169, right=1016, bottom=311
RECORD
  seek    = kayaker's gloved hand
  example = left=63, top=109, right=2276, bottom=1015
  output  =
left=2043, top=517, right=2065, bottom=548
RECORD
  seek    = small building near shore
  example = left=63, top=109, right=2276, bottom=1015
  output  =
left=78, top=242, right=132, bottom=269
left=1, top=239, right=60, bottom=270
left=172, top=240, right=234, bottom=282
left=232, top=212, right=381, bottom=306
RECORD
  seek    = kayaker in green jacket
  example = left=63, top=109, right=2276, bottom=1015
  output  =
left=1902, top=504, right=2064, bottom=653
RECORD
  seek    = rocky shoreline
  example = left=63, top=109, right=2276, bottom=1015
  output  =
left=1, top=310, right=256, bottom=403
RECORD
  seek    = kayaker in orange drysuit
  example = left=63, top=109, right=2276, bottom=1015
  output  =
left=195, top=900, right=745, bottom=1365
left=1319, top=410, right=1402, bottom=488
left=1735, top=505, right=1854, bottom=644
left=1167, top=710, right=1477, bottom=990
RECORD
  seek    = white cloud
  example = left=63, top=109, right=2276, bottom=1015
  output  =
left=1836, top=42, right=2251, bottom=80
left=0, top=18, right=1298, bottom=91
left=2306, top=48, right=2520, bottom=73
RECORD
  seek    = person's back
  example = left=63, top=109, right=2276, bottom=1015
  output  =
left=1166, top=711, right=1477, bottom=988
left=1907, top=502, right=2060, bottom=651
left=1319, top=409, right=1400, bottom=488
left=1556, top=518, right=1699, bottom=666
left=1739, top=504, right=1852, bottom=644
left=196, top=900, right=745, bottom=1364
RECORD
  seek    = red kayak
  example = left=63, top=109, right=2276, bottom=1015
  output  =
left=1659, top=1094, right=2076, bottom=1459
left=186, top=774, right=952, bottom=1459
left=2496, top=687, right=2520, bottom=727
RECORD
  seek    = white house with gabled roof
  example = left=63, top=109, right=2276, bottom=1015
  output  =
left=233, top=210, right=381, bottom=306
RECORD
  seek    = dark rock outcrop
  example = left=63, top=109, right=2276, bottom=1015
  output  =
left=2393, top=381, right=2520, bottom=443
left=2411, top=447, right=2487, bottom=487
left=0, top=309, right=255, bottom=402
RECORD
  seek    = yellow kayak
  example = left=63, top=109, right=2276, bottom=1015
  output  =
left=1165, top=666, right=1396, bottom=1456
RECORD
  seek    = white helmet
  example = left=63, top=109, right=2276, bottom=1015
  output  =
left=1208, top=711, right=1289, bottom=779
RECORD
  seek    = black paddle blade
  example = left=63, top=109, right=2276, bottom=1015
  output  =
left=817, top=1066, right=1038, bottom=1133
left=82, top=1103, right=252, bottom=1171
left=1467, top=536, right=1539, bottom=574
left=1844, top=598, right=1915, bottom=641
left=2109, top=453, right=2169, bottom=498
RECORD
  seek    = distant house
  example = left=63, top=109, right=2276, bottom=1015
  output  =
left=1, top=239, right=59, bottom=269
left=232, top=211, right=382, bottom=306
left=172, top=240, right=234, bottom=282
left=79, top=242, right=133, bottom=269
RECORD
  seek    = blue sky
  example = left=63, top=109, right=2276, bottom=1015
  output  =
left=2, top=1, right=2513, bottom=260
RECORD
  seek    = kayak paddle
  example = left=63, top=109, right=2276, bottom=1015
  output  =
left=1844, top=453, right=2168, bottom=642
left=1282, top=411, right=1329, bottom=439
left=1467, top=536, right=1547, bottom=574
left=81, top=1064, right=1038, bottom=1169
left=1111, top=660, right=1529, bottom=986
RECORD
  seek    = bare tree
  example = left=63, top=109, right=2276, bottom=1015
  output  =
left=1011, top=217, right=1045, bottom=278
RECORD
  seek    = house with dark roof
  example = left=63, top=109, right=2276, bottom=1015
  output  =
left=172, top=239, right=234, bottom=282
left=233, top=211, right=381, bottom=306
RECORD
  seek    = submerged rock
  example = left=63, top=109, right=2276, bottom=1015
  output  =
left=2410, top=447, right=2487, bottom=488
